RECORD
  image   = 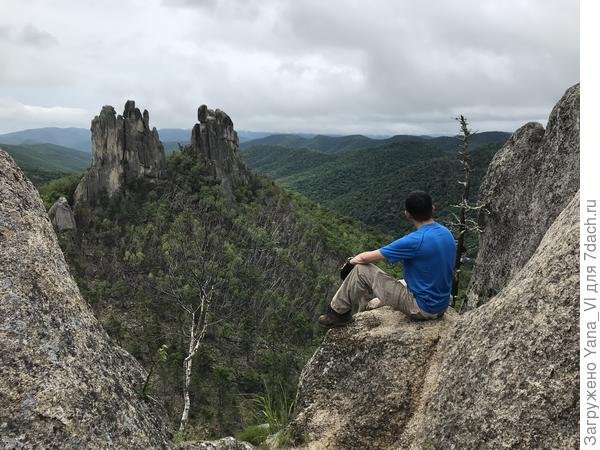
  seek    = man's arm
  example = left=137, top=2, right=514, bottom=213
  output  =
left=350, top=250, right=385, bottom=265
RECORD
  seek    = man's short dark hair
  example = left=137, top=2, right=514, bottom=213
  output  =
left=405, top=191, right=433, bottom=221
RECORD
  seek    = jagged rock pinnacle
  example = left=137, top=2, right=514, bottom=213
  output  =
left=188, top=104, right=249, bottom=200
left=73, top=100, right=167, bottom=208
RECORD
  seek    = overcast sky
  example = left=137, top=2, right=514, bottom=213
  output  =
left=0, top=0, right=579, bottom=135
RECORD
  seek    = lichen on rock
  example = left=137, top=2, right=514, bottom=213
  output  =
left=0, top=149, right=171, bottom=449
left=175, top=436, right=256, bottom=450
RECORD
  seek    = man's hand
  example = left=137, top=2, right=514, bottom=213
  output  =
left=350, top=250, right=385, bottom=265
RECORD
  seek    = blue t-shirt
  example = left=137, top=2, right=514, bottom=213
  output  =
left=379, top=222, right=456, bottom=314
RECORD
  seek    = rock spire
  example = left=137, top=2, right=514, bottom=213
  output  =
left=188, top=105, right=249, bottom=199
left=73, top=100, right=166, bottom=207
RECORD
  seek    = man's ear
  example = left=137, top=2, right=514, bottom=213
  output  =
left=404, top=210, right=412, bottom=221
left=432, top=205, right=436, bottom=212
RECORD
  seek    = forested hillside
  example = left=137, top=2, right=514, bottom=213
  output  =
left=0, top=142, right=91, bottom=185
left=242, top=140, right=505, bottom=235
left=46, top=149, right=393, bottom=441
left=241, top=131, right=510, bottom=154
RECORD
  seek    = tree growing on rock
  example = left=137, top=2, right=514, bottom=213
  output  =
left=449, top=115, right=486, bottom=310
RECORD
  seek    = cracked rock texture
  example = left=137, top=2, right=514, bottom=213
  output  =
left=288, top=309, right=457, bottom=449
left=188, top=105, right=249, bottom=199
left=466, top=83, right=579, bottom=308
left=73, top=100, right=166, bottom=207
left=0, top=148, right=170, bottom=449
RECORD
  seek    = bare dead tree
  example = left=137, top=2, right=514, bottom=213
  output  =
left=449, top=116, right=486, bottom=310
left=179, top=278, right=215, bottom=432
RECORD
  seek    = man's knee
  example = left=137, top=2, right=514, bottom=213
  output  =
left=353, top=263, right=380, bottom=287
left=355, top=263, right=379, bottom=276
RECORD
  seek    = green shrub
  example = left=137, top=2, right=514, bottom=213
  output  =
left=39, top=172, right=84, bottom=209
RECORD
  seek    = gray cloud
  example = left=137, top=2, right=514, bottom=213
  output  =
left=0, top=23, right=58, bottom=46
left=19, top=24, right=58, bottom=47
left=0, top=0, right=579, bottom=135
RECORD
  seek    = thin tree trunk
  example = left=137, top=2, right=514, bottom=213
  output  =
left=451, top=115, right=471, bottom=308
left=451, top=175, right=470, bottom=304
left=179, top=314, right=196, bottom=432
left=179, top=358, right=193, bottom=432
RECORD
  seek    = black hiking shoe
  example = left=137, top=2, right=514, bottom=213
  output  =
left=318, top=305, right=352, bottom=328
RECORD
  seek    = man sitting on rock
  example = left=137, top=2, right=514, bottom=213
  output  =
left=318, top=191, right=456, bottom=328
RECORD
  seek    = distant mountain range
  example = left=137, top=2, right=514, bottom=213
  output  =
left=0, top=128, right=93, bottom=153
left=240, top=131, right=512, bottom=154
left=0, top=127, right=511, bottom=154
left=0, top=127, right=274, bottom=153
left=0, top=126, right=512, bottom=211
left=0, top=142, right=90, bottom=185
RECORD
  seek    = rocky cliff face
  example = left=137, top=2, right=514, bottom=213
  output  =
left=466, top=83, right=579, bottom=308
left=416, top=192, right=579, bottom=449
left=289, top=85, right=579, bottom=449
left=73, top=100, right=166, bottom=207
left=188, top=105, right=249, bottom=199
left=0, top=149, right=170, bottom=449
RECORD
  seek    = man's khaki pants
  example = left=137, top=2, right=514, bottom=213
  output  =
left=330, top=263, right=442, bottom=320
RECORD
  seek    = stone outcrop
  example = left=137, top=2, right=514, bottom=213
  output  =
left=48, top=196, right=76, bottom=231
left=188, top=105, right=249, bottom=199
left=288, top=309, right=457, bottom=449
left=289, top=85, right=579, bottom=449
left=466, top=83, right=579, bottom=308
left=0, top=149, right=170, bottom=449
left=175, top=437, right=256, bottom=450
left=416, top=192, right=579, bottom=449
left=73, top=100, right=166, bottom=207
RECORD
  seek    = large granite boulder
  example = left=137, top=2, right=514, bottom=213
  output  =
left=417, top=192, right=579, bottom=449
left=73, top=100, right=166, bottom=207
left=48, top=196, right=76, bottom=231
left=0, top=149, right=170, bottom=449
left=188, top=105, right=249, bottom=199
left=288, top=308, right=457, bottom=449
left=466, top=83, right=579, bottom=308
